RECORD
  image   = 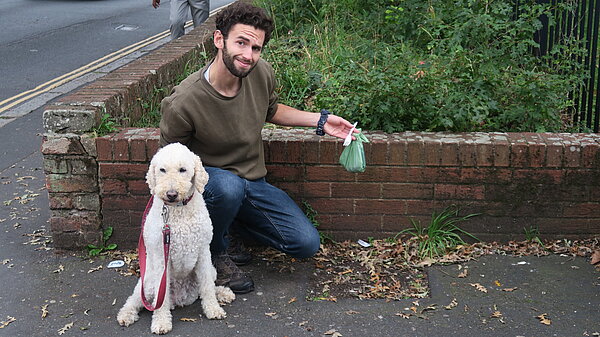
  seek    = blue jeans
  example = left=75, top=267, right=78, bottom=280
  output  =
left=202, top=167, right=320, bottom=259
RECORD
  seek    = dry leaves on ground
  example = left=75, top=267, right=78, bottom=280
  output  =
left=57, top=322, right=73, bottom=335
left=0, top=316, right=16, bottom=329
left=537, top=313, right=552, bottom=325
left=591, top=250, right=600, bottom=265
left=41, top=304, right=48, bottom=319
left=180, top=318, right=197, bottom=322
left=469, top=283, right=488, bottom=293
left=253, top=236, right=600, bottom=301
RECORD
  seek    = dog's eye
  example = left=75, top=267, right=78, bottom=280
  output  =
left=160, top=168, right=166, bottom=173
left=179, top=168, right=187, bottom=173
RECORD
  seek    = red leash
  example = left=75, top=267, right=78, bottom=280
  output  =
left=138, top=197, right=171, bottom=311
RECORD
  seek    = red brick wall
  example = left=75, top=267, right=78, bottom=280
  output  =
left=96, top=128, right=600, bottom=248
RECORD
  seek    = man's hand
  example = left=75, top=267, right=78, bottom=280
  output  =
left=152, top=0, right=160, bottom=9
left=324, top=115, right=359, bottom=140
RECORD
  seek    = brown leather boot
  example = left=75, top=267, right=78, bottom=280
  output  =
left=212, top=253, right=254, bottom=294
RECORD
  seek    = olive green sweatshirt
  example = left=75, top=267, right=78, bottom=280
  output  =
left=159, top=59, right=278, bottom=180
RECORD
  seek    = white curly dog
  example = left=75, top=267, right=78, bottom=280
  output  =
left=117, top=143, right=235, bottom=334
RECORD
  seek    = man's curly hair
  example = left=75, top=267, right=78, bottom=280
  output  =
left=215, top=2, right=274, bottom=46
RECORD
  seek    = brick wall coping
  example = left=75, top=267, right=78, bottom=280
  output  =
left=97, top=128, right=600, bottom=169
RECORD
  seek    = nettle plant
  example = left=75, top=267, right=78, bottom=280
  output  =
left=259, top=0, right=587, bottom=133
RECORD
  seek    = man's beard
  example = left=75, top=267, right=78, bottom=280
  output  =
left=222, top=43, right=257, bottom=78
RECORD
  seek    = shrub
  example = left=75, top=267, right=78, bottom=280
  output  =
left=257, top=0, right=587, bottom=132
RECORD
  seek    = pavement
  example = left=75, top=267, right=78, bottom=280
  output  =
left=0, top=101, right=599, bottom=337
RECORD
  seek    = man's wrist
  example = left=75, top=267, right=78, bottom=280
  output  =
left=316, top=109, right=330, bottom=136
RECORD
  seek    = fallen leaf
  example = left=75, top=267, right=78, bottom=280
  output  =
left=324, top=329, right=342, bottom=336
left=395, top=312, right=411, bottom=319
left=491, top=311, right=503, bottom=318
left=469, top=283, right=488, bottom=293
left=537, top=313, right=552, bottom=325
left=288, top=297, right=297, bottom=304
left=41, top=304, right=48, bottom=319
left=591, top=250, right=600, bottom=265
left=0, top=316, right=16, bottom=328
left=501, top=287, right=518, bottom=292
left=420, top=304, right=437, bottom=313
left=457, top=269, right=468, bottom=278
left=180, top=318, right=197, bottom=322
left=494, top=280, right=502, bottom=287
left=52, top=265, right=64, bottom=273
left=57, top=322, right=74, bottom=335
left=345, top=310, right=359, bottom=315
left=265, top=312, right=277, bottom=317
left=444, top=298, right=458, bottom=310
left=415, top=257, right=436, bottom=268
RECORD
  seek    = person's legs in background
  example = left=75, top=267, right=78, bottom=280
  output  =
left=189, top=0, right=209, bottom=28
left=169, top=0, right=189, bottom=40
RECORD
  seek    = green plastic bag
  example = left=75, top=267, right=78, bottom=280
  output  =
left=339, top=131, right=369, bottom=172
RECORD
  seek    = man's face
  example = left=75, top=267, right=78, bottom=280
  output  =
left=220, top=24, right=266, bottom=78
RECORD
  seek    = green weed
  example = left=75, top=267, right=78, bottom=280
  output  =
left=86, top=227, right=117, bottom=256
left=524, top=225, right=545, bottom=247
left=399, top=206, right=479, bottom=259
left=94, top=113, right=119, bottom=136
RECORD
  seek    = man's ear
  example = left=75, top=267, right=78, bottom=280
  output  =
left=214, top=30, right=224, bottom=49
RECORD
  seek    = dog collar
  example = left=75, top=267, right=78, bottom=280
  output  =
left=176, top=193, right=194, bottom=206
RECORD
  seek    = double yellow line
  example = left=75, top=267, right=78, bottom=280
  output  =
left=0, top=4, right=227, bottom=115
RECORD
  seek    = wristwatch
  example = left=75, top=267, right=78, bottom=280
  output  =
left=316, top=109, right=330, bottom=136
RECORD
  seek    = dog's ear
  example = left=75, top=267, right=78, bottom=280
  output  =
left=193, top=155, right=209, bottom=194
left=146, top=161, right=156, bottom=195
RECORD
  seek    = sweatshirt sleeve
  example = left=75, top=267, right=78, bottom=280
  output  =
left=265, top=61, right=279, bottom=122
left=159, top=95, right=194, bottom=147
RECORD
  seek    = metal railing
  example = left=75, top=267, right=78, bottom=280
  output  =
left=532, top=0, right=599, bottom=132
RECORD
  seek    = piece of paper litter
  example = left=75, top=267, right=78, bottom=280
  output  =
left=357, top=239, right=371, bottom=248
left=107, top=260, right=125, bottom=268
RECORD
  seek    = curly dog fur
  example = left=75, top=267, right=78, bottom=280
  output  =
left=117, top=143, right=235, bottom=334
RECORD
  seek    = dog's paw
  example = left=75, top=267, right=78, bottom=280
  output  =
left=204, top=305, right=227, bottom=320
left=151, top=317, right=172, bottom=335
left=215, top=286, right=235, bottom=304
left=117, top=307, right=139, bottom=327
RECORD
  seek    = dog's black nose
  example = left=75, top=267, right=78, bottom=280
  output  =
left=166, top=191, right=178, bottom=202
